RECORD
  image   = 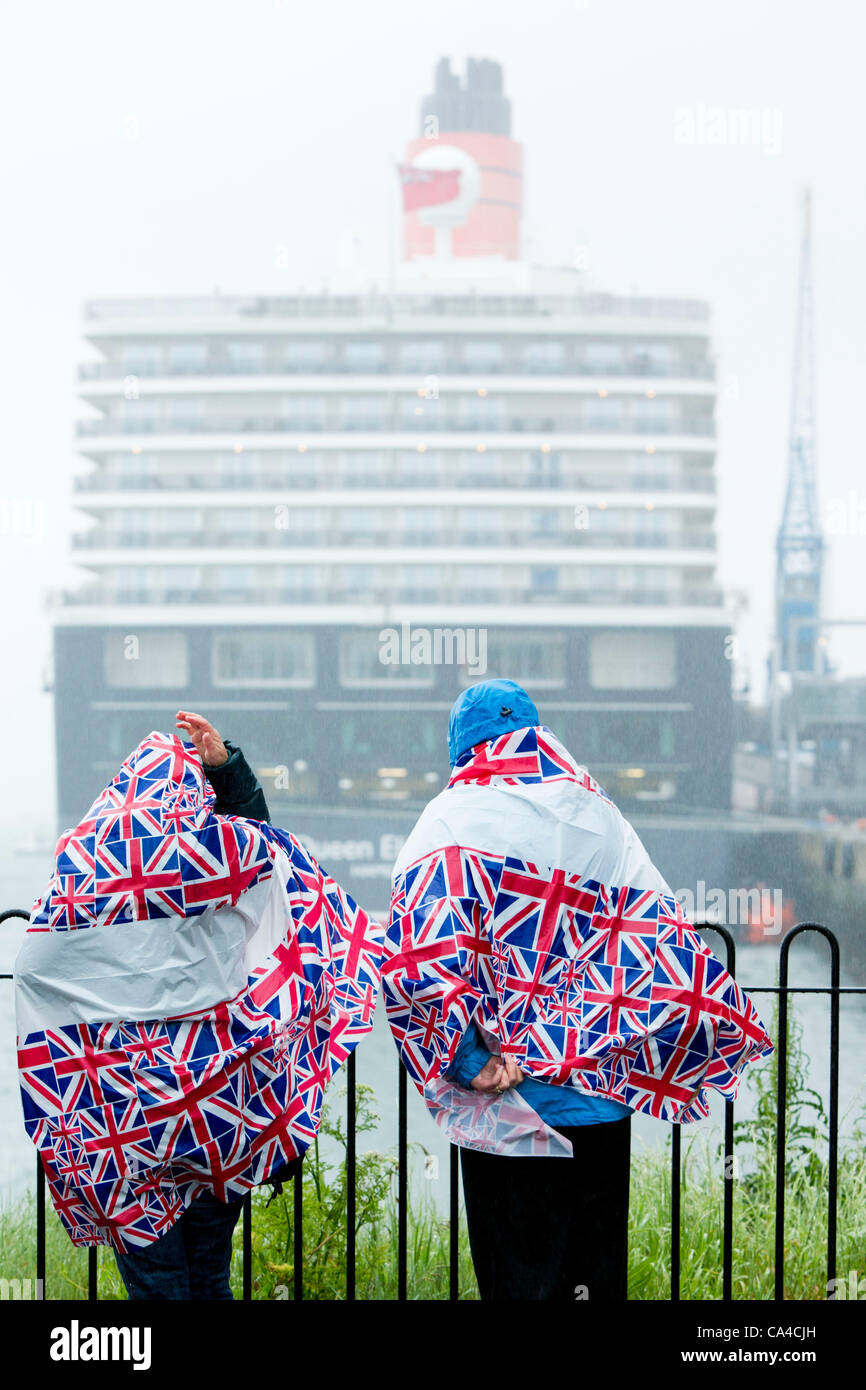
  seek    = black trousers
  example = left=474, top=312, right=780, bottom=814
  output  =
left=459, top=1116, right=631, bottom=1302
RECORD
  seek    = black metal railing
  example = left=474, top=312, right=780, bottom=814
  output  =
left=1, top=911, right=859, bottom=1301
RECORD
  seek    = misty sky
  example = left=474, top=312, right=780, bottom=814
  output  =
left=1, top=0, right=864, bottom=837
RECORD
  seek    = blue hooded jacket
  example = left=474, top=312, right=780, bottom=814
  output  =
left=444, top=679, right=633, bottom=1128
left=448, top=678, right=540, bottom=766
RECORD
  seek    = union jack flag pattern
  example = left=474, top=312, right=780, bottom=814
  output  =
left=15, top=733, right=383, bottom=1250
left=384, top=726, right=773, bottom=1155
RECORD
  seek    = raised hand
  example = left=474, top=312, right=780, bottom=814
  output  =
left=176, top=710, right=229, bottom=768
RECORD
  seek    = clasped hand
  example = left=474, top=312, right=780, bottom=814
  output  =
left=470, top=1055, right=525, bottom=1095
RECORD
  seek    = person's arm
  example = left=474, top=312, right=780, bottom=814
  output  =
left=443, top=1022, right=493, bottom=1088
left=204, top=741, right=271, bottom=822
left=176, top=710, right=271, bottom=822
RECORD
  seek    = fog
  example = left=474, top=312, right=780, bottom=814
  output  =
left=1, top=0, right=865, bottom=838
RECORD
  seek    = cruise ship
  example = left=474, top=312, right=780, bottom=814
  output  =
left=53, top=58, right=733, bottom=911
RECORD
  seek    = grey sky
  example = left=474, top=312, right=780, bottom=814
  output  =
left=1, top=0, right=864, bottom=837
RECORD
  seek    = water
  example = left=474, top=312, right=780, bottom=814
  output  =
left=2, top=854, right=864, bottom=1213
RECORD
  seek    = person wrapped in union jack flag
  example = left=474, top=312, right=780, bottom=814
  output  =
left=15, top=711, right=382, bottom=1300
left=383, top=679, right=773, bottom=1302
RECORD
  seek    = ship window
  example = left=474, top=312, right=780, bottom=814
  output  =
left=339, top=396, right=385, bottom=429
left=119, top=343, right=161, bottom=374
left=584, top=395, right=623, bottom=427
left=462, top=341, right=504, bottom=370
left=466, top=632, right=567, bottom=689
left=589, top=631, right=677, bottom=689
left=277, top=565, right=323, bottom=596
left=339, top=631, right=434, bottom=687
left=400, top=393, right=439, bottom=424
left=283, top=340, right=326, bottom=369
left=280, top=394, right=326, bottom=422
left=214, top=507, right=259, bottom=533
left=341, top=507, right=381, bottom=537
left=168, top=397, right=204, bottom=424
left=395, top=450, right=434, bottom=483
left=167, top=342, right=208, bottom=373
left=627, top=342, right=675, bottom=375
left=399, top=508, right=432, bottom=537
left=344, top=450, right=387, bottom=483
left=580, top=711, right=675, bottom=762
left=457, top=565, right=501, bottom=598
left=399, top=340, right=445, bottom=372
left=530, top=566, right=559, bottom=594
left=225, top=342, right=265, bottom=372
left=584, top=342, right=622, bottom=372
left=529, top=509, right=560, bottom=537
left=212, top=631, right=315, bottom=687
left=122, top=397, right=160, bottom=423
left=631, top=395, right=675, bottom=426
left=344, top=342, right=384, bottom=370
left=213, top=567, right=256, bottom=594
left=401, top=565, right=439, bottom=597
left=456, top=394, right=504, bottom=425
left=104, top=631, right=189, bottom=688
left=340, top=711, right=438, bottom=759
left=458, top=508, right=500, bottom=542
left=524, top=341, right=565, bottom=371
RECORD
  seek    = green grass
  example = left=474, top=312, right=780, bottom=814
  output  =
left=3, top=1135, right=862, bottom=1301
left=3, top=1010, right=864, bottom=1300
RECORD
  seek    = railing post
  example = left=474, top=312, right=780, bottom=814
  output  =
left=722, top=1099, right=735, bottom=1302
left=346, top=1051, right=356, bottom=1301
left=242, top=1193, right=252, bottom=1301
left=774, top=923, right=840, bottom=1301
left=293, top=1166, right=303, bottom=1300
left=449, top=1143, right=459, bottom=1302
left=703, top=924, right=737, bottom=1303
left=827, top=942, right=840, bottom=1293
left=397, top=1062, right=408, bottom=1301
left=36, top=1154, right=46, bottom=1300
left=670, top=1124, right=681, bottom=1301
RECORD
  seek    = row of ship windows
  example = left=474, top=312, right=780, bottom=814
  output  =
left=107, top=340, right=698, bottom=375
left=90, top=451, right=710, bottom=491
left=99, top=448, right=699, bottom=471
left=112, top=395, right=689, bottom=423
left=93, top=505, right=708, bottom=533
left=99, top=564, right=706, bottom=589
left=101, top=629, right=678, bottom=691
left=95, top=710, right=681, bottom=801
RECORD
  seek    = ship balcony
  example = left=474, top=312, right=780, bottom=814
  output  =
left=58, top=582, right=725, bottom=608
left=69, top=528, right=718, bottom=552
left=77, top=361, right=717, bottom=382
left=72, top=470, right=717, bottom=495
left=75, top=415, right=716, bottom=438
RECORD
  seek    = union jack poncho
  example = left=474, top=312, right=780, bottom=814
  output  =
left=15, top=732, right=383, bottom=1250
left=384, top=726, right=773, bottom=1156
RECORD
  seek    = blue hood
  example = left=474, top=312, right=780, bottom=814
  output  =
left=448, top=679, right=540, bottom=766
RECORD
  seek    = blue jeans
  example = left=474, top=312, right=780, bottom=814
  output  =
left=114, top=1189, right=243, bottom=1301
